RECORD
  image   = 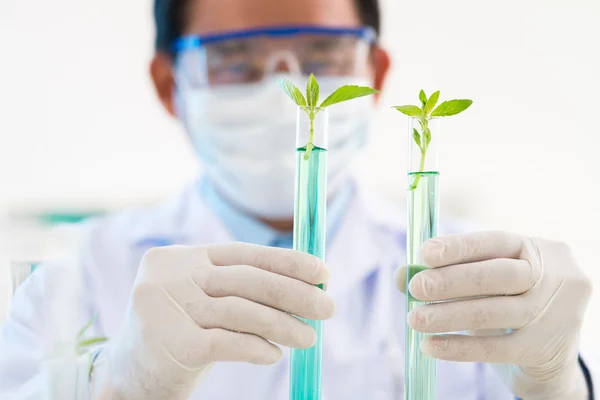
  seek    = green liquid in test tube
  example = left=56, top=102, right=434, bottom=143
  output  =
left=405, top=117, right=441, bottom=400
left=290, top=108, right=328, bottom=400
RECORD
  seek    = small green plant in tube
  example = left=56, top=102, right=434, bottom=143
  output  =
left=280, top=74, right=377, bottom=400
left=393, top=89, right=472, bottom=400
left=393, top=90, right=472, bottom=190
left=279, top=74, right=379, bottom=160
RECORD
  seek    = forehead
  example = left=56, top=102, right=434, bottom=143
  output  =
left=184, top=0, right=361, bottom=35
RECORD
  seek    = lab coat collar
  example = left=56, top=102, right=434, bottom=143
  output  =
left=130, top=182, right=231, bottom=248
left=197, top=177, right=355, bottom=248
left=197, top=177, right=279, bottom=247
left=131, top=178, right=406, bottom=298
left=325, top=184, right=406, bottom=298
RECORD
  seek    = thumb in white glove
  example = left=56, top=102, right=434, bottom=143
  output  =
left=90, top=242, right=335, bottom=400
left=396, top=231, right=593, bottom=399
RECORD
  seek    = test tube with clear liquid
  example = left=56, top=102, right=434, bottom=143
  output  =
left=289, top=108, right=328, bottom=400
left=405, top=116, right=440, bottom=400
left=41, top=259, right=89, bottom=400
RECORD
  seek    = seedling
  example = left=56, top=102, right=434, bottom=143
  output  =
left=280, top=73, right=378, bottom=160
left=76, top=313, right=108, bottom=374
left=393, top=90, right=472, bottom=190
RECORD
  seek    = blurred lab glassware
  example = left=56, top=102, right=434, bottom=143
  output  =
left=41, top=259, right=91, bottom=400
left=10, top=260, right=40, bottom=295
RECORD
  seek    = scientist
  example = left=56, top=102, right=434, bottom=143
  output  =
left=0, top=0, right=595, bottom=398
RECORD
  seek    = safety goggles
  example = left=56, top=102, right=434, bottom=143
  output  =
left=173, top=25, right=376, bottom=88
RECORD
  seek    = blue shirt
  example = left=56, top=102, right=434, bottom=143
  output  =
left=199, top=178, right=354, bottom=249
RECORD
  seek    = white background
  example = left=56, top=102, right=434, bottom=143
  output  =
left=1, top=0, right=599, bottom=355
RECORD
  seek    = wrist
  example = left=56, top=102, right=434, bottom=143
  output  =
left=518, top=360, right=588, bottom=400
left=559, top=362, right=589, bottom=399
left=88, top=345, right=125, bottom=400
left=88, top=339, right=208, bottom=400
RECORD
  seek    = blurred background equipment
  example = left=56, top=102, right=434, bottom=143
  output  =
left=5, top=211, right=102, bottom=296
left=10, top=261, right=39, bottom=296
left=3, top=213, right=102, bottom=399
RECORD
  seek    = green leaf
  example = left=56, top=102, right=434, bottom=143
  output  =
left=424, top=90, right=440, bottom=115
left=306, top=73, right=320, bottom=108
left=423, top=127, right=432, bottom=146
left=279, top=79, right=307, bottom=107
left=413, top=128, right=422, bottom=150
left=77, top=313, right=98, bottom=340
left=392, top=105, right=422, bottom=117
left=430, top=99, right=473, bottom=117
left=89, top=356, right=96, bottom=375
left=419, top=90, right=427, bottom=107
left=319, top=85, right=379, bottom=108
left=78, top=336, right=108, bottom=349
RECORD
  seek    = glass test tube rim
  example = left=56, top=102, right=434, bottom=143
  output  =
left=407, top=116, right=441, bottom=174
left=296, top=107, right=329, bottom=150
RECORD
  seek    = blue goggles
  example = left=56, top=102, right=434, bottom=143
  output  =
left=173, top=25, right=376, bottom=87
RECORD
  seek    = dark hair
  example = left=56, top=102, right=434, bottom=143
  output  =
left=154, top=0, right=381, bottom=54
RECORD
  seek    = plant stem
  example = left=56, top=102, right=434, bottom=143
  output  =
left=304, top=110, right=316, bottom=160
left=409, top=148, right=428, bottom=190
left=409, top=117, right=429, bottom=191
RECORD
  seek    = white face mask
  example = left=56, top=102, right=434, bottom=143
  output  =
left=177, top=75, right=375, bottom=219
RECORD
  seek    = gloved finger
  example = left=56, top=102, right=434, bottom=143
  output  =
left=192, top=295, right=317, bottom=348
left=420, top=333, right=518, bottom=363
left=408, top=258, right=538, bottom=302
left=197, top=265, right=336, bottom=320
left=207, top=328, right=283, bottom=365
left=408, top=296, right=528, bottom=333
left=394, top=265, right=408, bottom=293
left=207, top=242, right=330, bottom=285
left=394, top=264, right=431, bottom=295
left=420, top=231, right=524, bottom=268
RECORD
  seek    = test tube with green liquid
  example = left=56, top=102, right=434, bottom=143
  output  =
left=405, top=116, right=441, bottom=400
left=289, top=107, right=328, bottom=400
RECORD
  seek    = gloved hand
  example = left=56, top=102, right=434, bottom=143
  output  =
left=396, top=231, right=592, bottom=399
left=90, top=242, right=335, bottom=400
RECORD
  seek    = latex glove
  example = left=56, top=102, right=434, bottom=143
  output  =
left=91, top=243, right=335, bottom=400
left=395, top=231, right=592, bottom=399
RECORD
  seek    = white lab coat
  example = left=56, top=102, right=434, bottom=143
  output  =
left=0, top=183, right=514, bottom=399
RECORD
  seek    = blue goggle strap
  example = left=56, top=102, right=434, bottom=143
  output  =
left=173, top=25, right=376, bottom=53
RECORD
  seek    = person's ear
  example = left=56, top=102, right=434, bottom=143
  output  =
left=150, top=52, right=177, bottom=117
left=370, top=46, right=391, bottom=103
